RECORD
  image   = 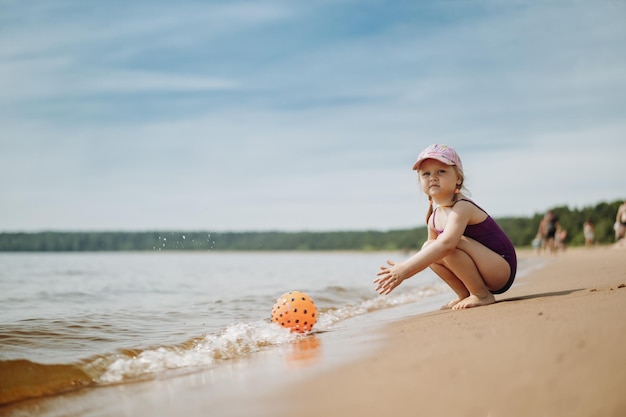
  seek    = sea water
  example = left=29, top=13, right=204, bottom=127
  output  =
left=0, top=251, right=538, bottom=416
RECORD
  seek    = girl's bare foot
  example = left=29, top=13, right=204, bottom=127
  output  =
left=440, top=298, right=462, bottom=310
left=452, top=293, right=496, bottom=310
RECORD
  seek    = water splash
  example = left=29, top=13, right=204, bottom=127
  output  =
left=95, top=321, right=297, bottom=383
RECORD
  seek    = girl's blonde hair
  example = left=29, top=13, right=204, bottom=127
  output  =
left=424, top=166, right=466, bottom=224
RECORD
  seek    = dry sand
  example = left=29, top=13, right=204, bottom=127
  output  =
left=267, top=246, right=626, bottom=417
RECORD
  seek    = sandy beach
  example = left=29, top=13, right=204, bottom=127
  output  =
left=266, top=246, right=626, bottom=417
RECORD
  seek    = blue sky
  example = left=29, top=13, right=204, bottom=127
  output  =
left=1, top=0, right=625, bottom=232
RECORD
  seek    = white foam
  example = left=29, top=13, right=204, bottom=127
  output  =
left=97, top=321, right=298, bottom=383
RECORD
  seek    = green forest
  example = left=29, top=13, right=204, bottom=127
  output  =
left=0, top=200, right=622, bottom=252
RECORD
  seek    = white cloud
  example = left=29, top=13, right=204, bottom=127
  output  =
left=0, top=62, right=238, bottom=101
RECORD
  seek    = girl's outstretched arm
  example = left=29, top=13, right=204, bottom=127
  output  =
left=374, top=242, right=451, bottom=295
left=374, top=203, right=473, bottom=295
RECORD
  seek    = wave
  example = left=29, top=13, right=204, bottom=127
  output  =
left=0, top=359, right=93, bottom=406
left=0, top=284, right=447, bottom=406
left=0, top=321, right=301, bottom=406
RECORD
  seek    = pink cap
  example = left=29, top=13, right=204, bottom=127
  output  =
left=412, top=144, right=463, bottom=172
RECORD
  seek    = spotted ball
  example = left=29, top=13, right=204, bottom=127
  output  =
left=271, top=291, right=317, bottom=333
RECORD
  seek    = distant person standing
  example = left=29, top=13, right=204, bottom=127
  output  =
left=536, top=212, right=550, bottom=254
left=616, top=201, right=626, bottom=242
left=583, top=219, right=595, bottom=247
left=542, top=210, right=560, bottom=254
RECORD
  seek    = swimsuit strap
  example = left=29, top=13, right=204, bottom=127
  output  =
left=432, top=199, right=488, bottom=234
left=453, top=198, right=487, bottom=215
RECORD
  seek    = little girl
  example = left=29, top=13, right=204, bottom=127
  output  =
left=374, top=144, right=517, bottom=310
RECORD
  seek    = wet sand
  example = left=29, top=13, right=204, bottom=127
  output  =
left=266, top=246, right=626, bottom=417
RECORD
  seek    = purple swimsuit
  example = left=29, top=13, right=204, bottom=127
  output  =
left=432, top=199, right=517, bottom=294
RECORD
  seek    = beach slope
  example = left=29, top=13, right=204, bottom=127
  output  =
left=270, top=247, right=626, bottom=417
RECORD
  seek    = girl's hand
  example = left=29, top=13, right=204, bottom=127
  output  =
left=374, top=260, right=405, bottom=295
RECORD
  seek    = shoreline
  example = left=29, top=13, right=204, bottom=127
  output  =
left=264, top=246, right=626, bottom=417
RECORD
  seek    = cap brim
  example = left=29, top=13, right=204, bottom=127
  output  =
left=412, top=156, right=456, bottom=171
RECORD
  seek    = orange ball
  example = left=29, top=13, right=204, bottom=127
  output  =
left=271, top=291, right=317, bottom=333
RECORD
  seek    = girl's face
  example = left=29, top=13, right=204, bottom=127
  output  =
left=418, top=159, right=462, bottom=202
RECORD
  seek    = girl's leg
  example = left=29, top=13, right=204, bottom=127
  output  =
left=427, top=237, right=511, bottom=309
left=442, top=247, right=497, bottom=309
left=423, top=240, right=469, bottom=309
left=430, top=263, right=469, bottom=309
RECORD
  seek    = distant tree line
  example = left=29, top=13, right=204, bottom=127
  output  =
left=0, top=200, right=621, bottom=252
left=0, top=230, right=428, bottom=252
